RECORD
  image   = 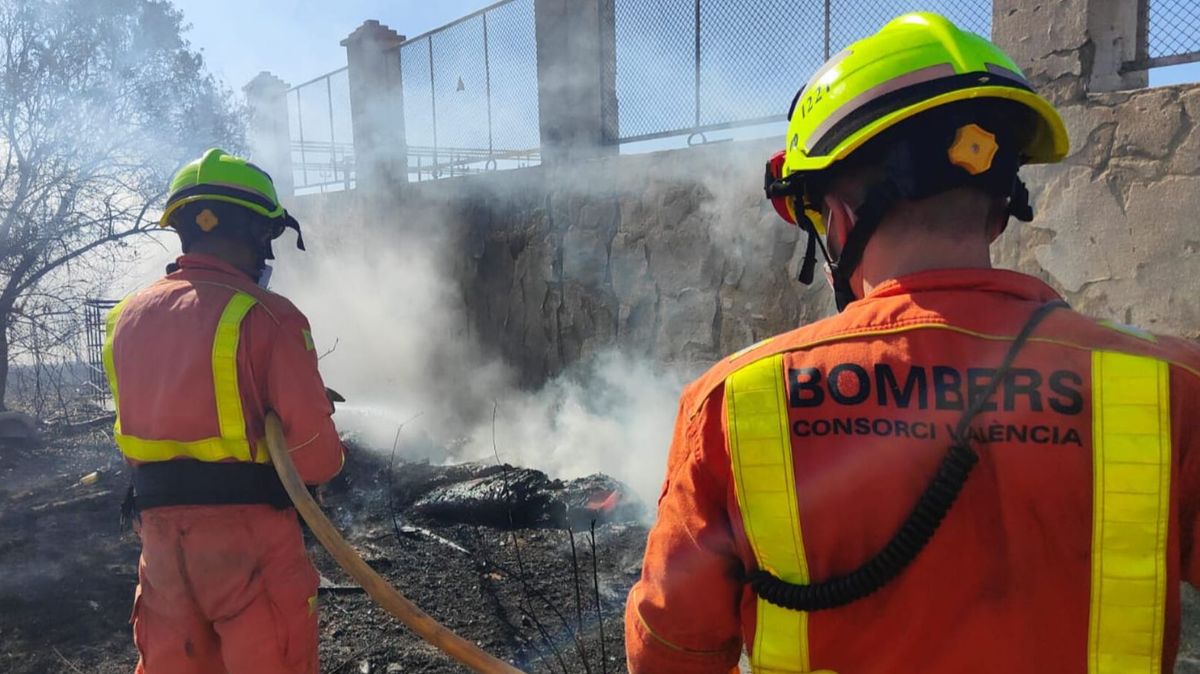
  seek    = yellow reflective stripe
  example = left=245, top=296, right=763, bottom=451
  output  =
left=212, top=292, right=258, bottom=450
left=102, top=299, right=130, bottom=435
left=116, top=435, right=256, bottom=463
left=116, top=435, right=270, bottom=464
left=1089, top=350, right=1171, bottom=674
left=108, top=290, right=268, bottom=466
left=726, top=354, right=810, bottom=673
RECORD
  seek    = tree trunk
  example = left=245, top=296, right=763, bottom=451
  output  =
left=0, top=313, right=10, bottom=412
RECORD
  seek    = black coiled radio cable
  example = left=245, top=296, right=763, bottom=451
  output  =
left=748, top=300, right=1068, bottom=612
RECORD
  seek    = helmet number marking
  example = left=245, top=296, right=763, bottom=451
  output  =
left=798, top=84, right=831, bottom=120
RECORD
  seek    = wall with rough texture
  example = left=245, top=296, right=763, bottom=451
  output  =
left=292, top=140, right=828, bottom=386
left=991, top=0, right=1200, bottom=340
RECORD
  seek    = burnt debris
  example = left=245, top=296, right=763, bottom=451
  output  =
left=409, top=465, right=644, bottom=530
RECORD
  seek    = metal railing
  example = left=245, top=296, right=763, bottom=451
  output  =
left=288, top=67, right=356, bottom=193
left=83, top=299, right=118, bottom=404
left=1127, top=0, right=1200, bottom=71
left=399, top=0, right=540, bottom=181
left=612, top=0, right=992, bottom=143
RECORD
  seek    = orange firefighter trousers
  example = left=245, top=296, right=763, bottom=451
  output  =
left=132, top=504, right=319, bottom=674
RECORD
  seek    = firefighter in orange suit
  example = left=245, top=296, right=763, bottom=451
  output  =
left=626, top=13, right=1200, bottom=674
left=104, top=149, right=345, bottom=674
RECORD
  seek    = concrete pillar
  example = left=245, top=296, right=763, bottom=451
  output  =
left=992, top=0, right=1147, bottom=103
left=341, top=20, right=407, bottom=194
left=243, top=72, right=293, bottom=197
left=1087, top=0, right=1148, bottom=92
left=534, top=0, right=618, bottom=165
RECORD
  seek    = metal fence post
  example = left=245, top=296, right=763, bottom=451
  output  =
left=484, top=11, right=494, bottom=159
left=243, top=72, right=293, bottom=198
left=823, top=0, right=831, bottom=60
left=342, top=20, right=408, bottom=194
left=534, top=0, right=618, bottom=164
left=428, top=36, right=438, bottom=174
left=694, top=0, right=701, bottom=130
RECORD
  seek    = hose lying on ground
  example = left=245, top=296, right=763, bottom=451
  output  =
left=265, top=412, right=526, bottom=674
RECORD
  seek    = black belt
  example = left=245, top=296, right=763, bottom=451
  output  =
left=129, top=460, right=292, bottom=512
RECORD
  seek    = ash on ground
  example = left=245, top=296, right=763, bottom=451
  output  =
left=0, top=432, right=647, bottom=673
left=3, top=431, right=1200, bottom=673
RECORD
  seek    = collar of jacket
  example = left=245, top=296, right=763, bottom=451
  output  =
left=171, top=253, right=256, bottom=282
left=859, top=268, right=1063, bottom=306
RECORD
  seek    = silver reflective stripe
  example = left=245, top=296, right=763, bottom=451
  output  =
left=805, top=63, right=958, bottom=154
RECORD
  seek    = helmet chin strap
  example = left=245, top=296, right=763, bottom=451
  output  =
left=827, top=180, right=903, bottom=312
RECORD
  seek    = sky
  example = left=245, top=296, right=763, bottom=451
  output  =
left=171, top=1, right=495, bottom=90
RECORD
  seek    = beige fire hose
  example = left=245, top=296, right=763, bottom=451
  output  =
left=264, top=413, right=525, bottom=674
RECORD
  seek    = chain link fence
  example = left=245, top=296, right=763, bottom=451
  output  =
left=1141, top=0, right=1200, bottom=69
left=287, top=67, right=355, bottom=193
left=399, top=0, right=540, bottom=181
left=613, top=0, right=992, bottom=143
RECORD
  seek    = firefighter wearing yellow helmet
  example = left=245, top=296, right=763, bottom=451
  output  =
left=106, top=148, right=343, bottom=673
left=160, top=148, right=305, bottom=284
left=627, top=13, right=1200, bottom=674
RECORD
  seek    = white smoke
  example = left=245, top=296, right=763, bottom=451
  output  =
left=462, top=350, right=685, bottom=508
left=227, top=2, right=820, bottom=513
left=271, top=204, right=687, bottom=510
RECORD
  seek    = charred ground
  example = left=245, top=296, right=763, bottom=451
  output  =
left=2, top=429, right=1199, bottom=673
left=0, top=430, right=643, bottom=674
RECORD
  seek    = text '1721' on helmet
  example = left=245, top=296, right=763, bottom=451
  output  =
left=763, top=12, right=1069, bottom=311
left=159, top=148, right=305, bottom=266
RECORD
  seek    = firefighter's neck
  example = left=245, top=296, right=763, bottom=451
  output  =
left=848, top=190, right=1000, bottom=297
left=188, top=237, right=261, bottom=280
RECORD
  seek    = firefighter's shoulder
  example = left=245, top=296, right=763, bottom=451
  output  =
left=235, top=284, right=310, bottom=327
left=684, top=314, right=846, bottom=421
left=1040, top=309, right=1200, bottom=384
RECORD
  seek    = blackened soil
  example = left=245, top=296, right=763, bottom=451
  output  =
left=0, top=431, right=140, bottom=674
left=311, top=444, right=643, bottom=673
left=0, top=434, right=644, bottom=674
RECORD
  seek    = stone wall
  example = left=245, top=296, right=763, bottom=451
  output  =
left=292, top=0, right=1200, bottom=389
left=291, top=140, right=828, bottom=386
left=992, top=0, right=1200, bottom=340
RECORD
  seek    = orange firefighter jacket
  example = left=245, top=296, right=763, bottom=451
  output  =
left=625, top=268, right=1200, bottom=674
left=105, top=253, right=343, bottom=484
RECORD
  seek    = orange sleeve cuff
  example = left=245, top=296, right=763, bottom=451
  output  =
left=624, top=585, right=741, bottom=674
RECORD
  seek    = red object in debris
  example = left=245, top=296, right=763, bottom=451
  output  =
left=585, top=490, right=620, bottom=514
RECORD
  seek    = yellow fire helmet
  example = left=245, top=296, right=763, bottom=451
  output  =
left=161, top=149, right=304, bottom=262
left=764, top=12, right=1069, bottom=310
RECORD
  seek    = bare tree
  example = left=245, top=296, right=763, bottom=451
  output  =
left=0, top=0, right=244, bottom=410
